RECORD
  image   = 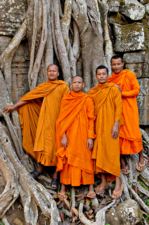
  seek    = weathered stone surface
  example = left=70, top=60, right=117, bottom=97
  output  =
left=113, top=23, right=145, bottom=52
left=0, top=0, right=27, bottom=36
left=0, top=36, right=29, bottom=102
left=139, top=0, right=149, bottom=4
left=138, top=78, right=149, bottom=125
left=106, top=199, right=142, bottom=225
left=123, top=52, right=145, bottom=63
left=125, top=62, right=149, bottom=78
left=139, top=78, right=149, bottom=96
left=125, top=63, right=143, bottom=78
left=146, top=3, right=149, bottom=14
left=139, top=109, right=149, bottom=125
left=107, top=0, right=120, bottom=12
left=120, top=0, right=145, bottom=21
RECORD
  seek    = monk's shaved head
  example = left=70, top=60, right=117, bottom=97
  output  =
left=47, top=64, right=59, bottom=71
left=72, top=76, right=83, bottom=83
left=71, top=76, right=84, bottom=92
left=47, top=64, right=59, bottom=81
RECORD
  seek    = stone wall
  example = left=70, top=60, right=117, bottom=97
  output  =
left=108, top=0, right=149, bottom=128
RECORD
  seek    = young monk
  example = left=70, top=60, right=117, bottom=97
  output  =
left=56, top=76, right=95, bottom=199
left=89, top=65, right=123, bottom=199
left=3, top=64, right=69, bottom=188
left=109, top=55, right=144, bottom=173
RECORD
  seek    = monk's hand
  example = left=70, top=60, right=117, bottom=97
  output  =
left=3, top=104, right=16, bottom=113
left=87, top=138, right=93, bottom=150
left=61, top=133, right=68, bottom=148
left=112, top=121, right=119, bottom=139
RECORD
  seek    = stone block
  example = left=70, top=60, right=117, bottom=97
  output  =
left=123, top=52, right=145, bottom=63
left=108, top=0, right=120, bottom=12
left=139, top=0, right=149, bottom=4
left=120, top=0, right=145, bottom=21
left=106, top=199, right=142, bottom=225
left=139, top=109, right=149, bottom=125
left=146, top=3, right=149, bottom=14
left=0, top=0, right=27, bottom=36
left=138, top=78, right=149, bottom=125
left=125, top=64, right=142, bottom=78
left=139, top=78, right=149, bottom=95
left=113, top=23, right=145, bottom=52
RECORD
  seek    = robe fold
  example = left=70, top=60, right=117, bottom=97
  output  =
left=108, top=69, right=143, bottom=155
left=19, top=80, right=69, bottom=166
left=56, top=91, right=95, bottom=186
left=89, top=83, right=122, bottom=177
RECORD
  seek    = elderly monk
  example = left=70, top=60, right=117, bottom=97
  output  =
left=109, top=55, right=144, bottom=173
left=56, top=76, right=95, bottom=199
left=3, top=64, right=69, bottom=188
left=89, top=65, right=123, bottom=199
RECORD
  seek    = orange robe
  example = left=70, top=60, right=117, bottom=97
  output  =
left=18, top=80, right=69, bottom=166
left=89, top=83, right=122, bottom=177
left=56, top=91, right=95, bottom=186
left=108, top=69, right=143, bottom=155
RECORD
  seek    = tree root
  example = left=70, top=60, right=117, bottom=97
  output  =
left=128, top=184, right=149, bottom=214
left=0, top=123, right=60, bottom=224
left=29, top=0, right=48, bottom=89
left=0, top=147, right=19, bottom=218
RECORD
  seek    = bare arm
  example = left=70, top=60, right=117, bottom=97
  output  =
left=111, top=121, right=119, bottom=139
left=87, top=138, right=94, bottom=150
left=111, top=87, right=122, bottom=139
left=61, top=133, right=68, bottom=148
left=3, top=100, right=27, bottom=113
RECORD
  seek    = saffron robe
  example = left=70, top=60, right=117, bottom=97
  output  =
left=89, top=83, right=122, bottom=177
left=108, top=69, right=143, bottom=155
left=19, top=80, right=69, bottom=166
left=56, top=91, right=95, bottom=186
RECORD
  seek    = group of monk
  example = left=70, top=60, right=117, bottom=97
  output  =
left=4, top=55, right=145, bottom=199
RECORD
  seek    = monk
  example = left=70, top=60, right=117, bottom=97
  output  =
left=89, top=65, right=123, bottom=199
left=109, top=55, right=144, bottom=173
left=3, top=64, right=69, bottom=188
left=56, top=76, right=95, bottom=199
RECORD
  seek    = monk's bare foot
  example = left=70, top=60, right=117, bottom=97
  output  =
left=87, top=184, right=96, bottom=198
left=95, top=174, right=107, bottom=195
left=95, top=184, right=106, bottom=195
left=121, top=166, right=130, bottom=175
left=58, top=184, right=67, bottom=201
left=31, top=164, right=43, bottom=179
left=112, top=177, right=123, bottom=199
left=86, top=191, right=96, bottom=199
left=121, top=157, right=130, bottom=175
left=136, top=160, right=145, bottom=172
left=58, top=192, right=67, bottom=201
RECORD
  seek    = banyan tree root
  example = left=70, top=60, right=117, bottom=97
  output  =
left=0, top=122, right=60, bottom=225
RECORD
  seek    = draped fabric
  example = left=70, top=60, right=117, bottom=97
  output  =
left=108, top=69, right=143, bottom=154
left=19, top=80, right=69, bottom=166
left=56, top=91, right=95, bottom=186
left=89, top=83, right=122, bottom=177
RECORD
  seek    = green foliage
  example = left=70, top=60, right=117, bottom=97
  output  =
left=0, top=221, right=4, bottom=225
left=145, top=198, right=149, bottom=206
left=139, top=180, right=149, bottom=191
left=144, top=214, right=149, bottom=224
